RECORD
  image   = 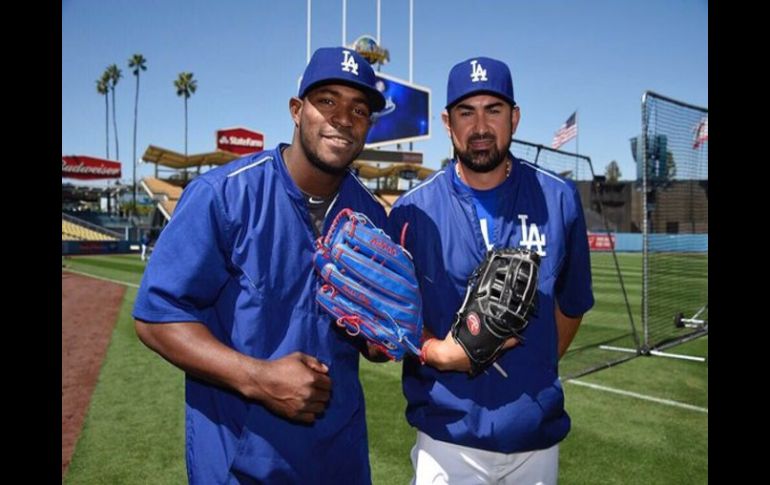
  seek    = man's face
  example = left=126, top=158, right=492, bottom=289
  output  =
left=292, top=84, right=373, bottom=175
left=442, top=94, right=520, bottom=173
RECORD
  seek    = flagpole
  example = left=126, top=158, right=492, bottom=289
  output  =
left=342, top=0, right=346, bottom=46
left=306, top=0, right=311, bottom=63
left=575, top=109, right=579, bottom=180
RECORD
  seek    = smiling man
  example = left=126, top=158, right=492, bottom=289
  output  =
left=133, top=47, right=388, bottom=484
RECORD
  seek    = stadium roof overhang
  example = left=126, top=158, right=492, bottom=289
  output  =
left=141, top=145, right=435, bottom=180
left=141, top=145, right=240, bottom=169
left=352, top=162, right=434, bottom=181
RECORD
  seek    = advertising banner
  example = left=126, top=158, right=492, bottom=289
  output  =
left=62, top=156, right=121, bottom=180
left=588, top=232, right=616, bottom=251
left=216, top=127, right=264, bottom=155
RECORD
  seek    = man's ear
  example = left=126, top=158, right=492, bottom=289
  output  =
left=441, top=109, right=451, bottom=138
left=289, top=97, right=303, bottom=127
left=510, top=106, right=521, bottom=135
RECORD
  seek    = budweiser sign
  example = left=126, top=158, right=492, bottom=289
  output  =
left=216, top=127, right=264, bottom=155
left=62, top=156, right=122, bottom=180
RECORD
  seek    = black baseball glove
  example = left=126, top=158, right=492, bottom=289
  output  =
left=451, top=248, right=540, bottom=377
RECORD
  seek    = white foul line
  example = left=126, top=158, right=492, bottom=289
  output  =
left=566, top=379, right=708, bottom=414
left=62, top=268, right=140, bottom=289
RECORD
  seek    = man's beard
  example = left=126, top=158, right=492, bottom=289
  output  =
left=455, top=134, right=511, bottom=174
left=299, top=125, right=362, bottom=176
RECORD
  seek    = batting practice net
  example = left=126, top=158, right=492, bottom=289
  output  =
left=638, top=92, right=708, bottom=354
left=511, top=139, right=640, bottom=379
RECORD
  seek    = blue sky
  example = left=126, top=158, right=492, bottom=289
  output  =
left=62, top=0, right=707, bottom=186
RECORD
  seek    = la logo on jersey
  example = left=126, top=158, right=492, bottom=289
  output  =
left=470, top=60, right=488, bottom=82
left=341, top=50, right=359, bottom=75
left=518, top=214, right=546, bottom=256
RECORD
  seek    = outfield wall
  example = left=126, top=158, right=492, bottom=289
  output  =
left=62, top=240, right=139, bottom=255
left=591, top=233, right=708, bottom=252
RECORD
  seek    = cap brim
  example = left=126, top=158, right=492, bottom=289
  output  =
left=446, top=90, right=515, bottom=111
left=302, top=79, right=386, bottom=113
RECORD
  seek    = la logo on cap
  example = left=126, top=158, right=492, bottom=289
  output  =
left=470, top=59, right=487, bottom=82
left=341, top=50, right=359, bottom=75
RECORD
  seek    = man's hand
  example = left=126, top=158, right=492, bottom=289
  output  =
left=135, top=321, right=332, bottom=423
left=450, top=249, right=539, bottom=376
left=420, top=329, right=519, bottom=372
left=245, top=352, right=332, bottom=423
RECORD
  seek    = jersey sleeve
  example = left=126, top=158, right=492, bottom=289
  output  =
left=133, top=179, right=233, bottom=324
left=554, top=185, right=595, bottom=318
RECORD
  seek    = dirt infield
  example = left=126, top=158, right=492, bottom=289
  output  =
left=62, top=271, right=126, bottom=477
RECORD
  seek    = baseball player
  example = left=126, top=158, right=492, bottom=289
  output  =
left=387, top=56, right=595, bottom=484
left=133, top=47, right=387, bottom=484
left=140, top=232, right=150, bottom=261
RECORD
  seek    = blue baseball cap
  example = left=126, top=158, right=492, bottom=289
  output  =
left=445, top=56, right=515, bottom=110
left=298, top=47, right=386, bottom=112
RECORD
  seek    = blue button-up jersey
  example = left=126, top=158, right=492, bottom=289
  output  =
left=134, top=144, right=386, bottom=484
left=387, top=156, right=594, bottom=453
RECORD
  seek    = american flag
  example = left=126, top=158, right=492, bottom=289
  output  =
left=551, top=112, right=578, bottom=150
left=693, top=116, right=708, bottom=149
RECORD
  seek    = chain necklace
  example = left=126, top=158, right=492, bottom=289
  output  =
left=455, top=158, right=512, bottom=182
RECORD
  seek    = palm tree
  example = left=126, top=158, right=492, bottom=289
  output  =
left=96, top=72, right=111, bottom=159
left=106, top=64, right=122, bottom=161
left=174, top=72, right=197, bottom=178
left=129, top=54, right=147, bottom=213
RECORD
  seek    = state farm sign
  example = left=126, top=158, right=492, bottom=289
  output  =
left=216, top=127, right=264, bottom=155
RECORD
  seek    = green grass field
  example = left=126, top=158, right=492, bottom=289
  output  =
left=62, top=253, right=707, bottom=484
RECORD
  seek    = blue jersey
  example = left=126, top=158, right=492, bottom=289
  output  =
left=387, top=156, right=594, bottom=453
left=454, top=168, right=511, bottom=250
left=133, top=145, right=386, bottom=484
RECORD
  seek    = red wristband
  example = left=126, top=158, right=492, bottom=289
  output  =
left=420, top=338, right=436, bottom=366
